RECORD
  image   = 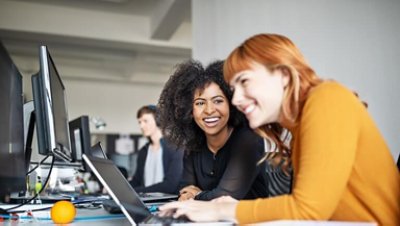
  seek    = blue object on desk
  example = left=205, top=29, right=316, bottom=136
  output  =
left=148, top=205, right=159, bottom=213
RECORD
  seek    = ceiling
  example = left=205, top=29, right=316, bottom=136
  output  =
left=0, top=0, right=192, bottom=85
left=15, top=0, right=163, bottom=16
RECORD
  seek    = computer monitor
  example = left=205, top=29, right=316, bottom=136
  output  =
left=0, top=41, right=26, bottom=199
left=31, top=46, right=72, bottom=162
left=69, top=115, right=91, bottom=167
left=69, top=116, right=109, bottom=171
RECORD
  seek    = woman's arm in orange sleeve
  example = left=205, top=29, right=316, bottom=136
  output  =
left=236, top=83, right=362, bottom=223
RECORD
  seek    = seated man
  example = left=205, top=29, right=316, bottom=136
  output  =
left=129, top=105, right=183, bottom=194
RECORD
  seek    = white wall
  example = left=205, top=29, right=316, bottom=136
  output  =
left=1, top=0, right=191, bottom=134
left=22, top=76, right=165, bottom=134
left=16, top=56, right=168, bottom=135
left=65, top=80, right=164, bottom=134
left=192, top=0, right=400, bottom=160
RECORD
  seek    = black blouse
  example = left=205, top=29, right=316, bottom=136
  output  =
left=179, top=126, right=268, bottom=200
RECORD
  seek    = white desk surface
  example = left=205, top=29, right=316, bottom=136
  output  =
left=250, top=220, right=376, bottom=226
left=0, top=204, right=130, bottom=225
left=0, top=204, right=376, bottom=226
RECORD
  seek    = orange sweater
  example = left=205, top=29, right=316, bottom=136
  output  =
left=236, top=82, right=400, bottom=225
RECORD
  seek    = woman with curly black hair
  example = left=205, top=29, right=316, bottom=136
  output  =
left=158, top=60, right=268, bottom=201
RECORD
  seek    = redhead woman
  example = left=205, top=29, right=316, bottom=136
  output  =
left=159, top=34, right=400, bottom=225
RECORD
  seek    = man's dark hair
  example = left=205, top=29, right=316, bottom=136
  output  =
left=137, top=105, right=159, bottom=126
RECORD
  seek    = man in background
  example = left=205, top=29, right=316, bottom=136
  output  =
left=129, top=105, right=183, bottom=194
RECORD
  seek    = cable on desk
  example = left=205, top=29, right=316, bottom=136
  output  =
left=5, top=155, right=55, bottom=212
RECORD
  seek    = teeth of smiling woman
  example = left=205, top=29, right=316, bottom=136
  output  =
left=204, top=117, right=219, bottom=123
left=244, top=104, right=255, bottom=114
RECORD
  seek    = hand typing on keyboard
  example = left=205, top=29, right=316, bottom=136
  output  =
left=149, top=208, right=190, bottom=224
left=158, top=199, right=238, bottom=223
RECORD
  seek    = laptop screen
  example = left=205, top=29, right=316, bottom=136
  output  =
left=82, top=154, right=151, bottom=224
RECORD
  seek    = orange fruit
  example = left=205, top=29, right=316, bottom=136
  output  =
left=50, top=200, right=76, bottom=224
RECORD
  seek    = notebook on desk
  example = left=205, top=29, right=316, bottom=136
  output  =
left=83, top=154, right=233, bottom=225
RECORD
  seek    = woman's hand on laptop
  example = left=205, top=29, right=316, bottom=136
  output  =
left=179, top=185, right=202, bottom=201
left=158, top=199, right=238, bottom=223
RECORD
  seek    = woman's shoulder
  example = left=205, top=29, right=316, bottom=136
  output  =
left=309, top=81, right=354, bottom=98
left=230, top=126, right=264, bottom=147
left=161, top=138, right=182, bottom=152
left=302, top=81, right=366, bottom=122
left=226, top=127, right=264, bottom=158
left=306, top=81, right=359, bottom=106
left=233, top=125, right=260, bottom=138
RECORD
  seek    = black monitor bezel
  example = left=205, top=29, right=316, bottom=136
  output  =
left=0, top=40, right=26, bottom=198
left=32, top=45, right=72, bottom=162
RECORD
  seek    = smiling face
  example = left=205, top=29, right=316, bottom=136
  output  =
left=229, top=62, right=288, bottom=129
left=192, top=82, right=230, bottom=138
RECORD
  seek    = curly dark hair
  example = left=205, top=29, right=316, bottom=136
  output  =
left=158, top=59, right=245, bottom=153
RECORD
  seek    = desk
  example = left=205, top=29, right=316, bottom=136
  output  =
left=250, top=221, right=376, bottom=226
left=0, top=204, right=130, bottom=225
left=0, top=204, right=377, bottom=226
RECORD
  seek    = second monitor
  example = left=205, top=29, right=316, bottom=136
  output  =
left=31, top=46, right=72, bottom=162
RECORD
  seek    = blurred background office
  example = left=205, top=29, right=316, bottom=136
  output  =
left=0, top=0, right=399, bottom=166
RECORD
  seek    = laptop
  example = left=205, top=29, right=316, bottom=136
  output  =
left=139, top=192, right=178, bottom=203
left=90, top=142, right=108, bottom=159
left=82, top=154, right=192, bottom=225
left=91, top=143, right=178, bottom=202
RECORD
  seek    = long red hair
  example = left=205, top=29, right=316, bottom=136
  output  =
left=224, top=34, right=322, bottom=161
